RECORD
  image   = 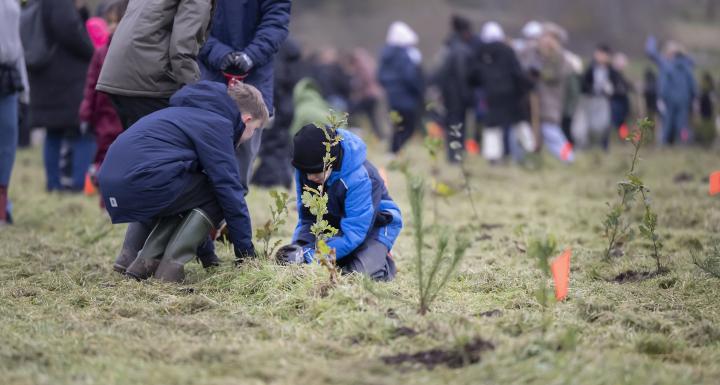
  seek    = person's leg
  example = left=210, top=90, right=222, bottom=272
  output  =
left=394, top=109, right=417, bottom=154
left=0, top=94, right=19, bottom=223
left=677, top=104, right=691, bottom=144
left=43, top=130, right=63, bottom=191
left=113, top=221, right=153, bottom=273
left=110, top=95, right=169, bottom=131
left=542, top=122, right=575, bottom=163
left=661, top=103, right=676, bottom=145
left=70, top=131, right=96, bottom=191
left=236, top=129, right=263, bottom=193
left=337, top=239, right=396, bottom=281
left=482, top=126, right=504, bottom=164
left=445, top=108, right=466, bottom=163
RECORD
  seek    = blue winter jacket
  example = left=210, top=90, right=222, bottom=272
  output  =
left=292, top=129, right=403, bottom=260
left=198, top=0, right=291, bottom=115
left=378, top=45, right=424, bottom=111
left=98, top=81, right=254, bottom=255
left=646, top=38, right=697, bottom=107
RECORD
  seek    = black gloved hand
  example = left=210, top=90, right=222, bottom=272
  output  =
left=222, top=52, right=254, bottom=74
left=275, top=244, right=305, bottom=265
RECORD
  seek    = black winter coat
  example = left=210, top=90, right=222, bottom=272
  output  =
left=27, top=0, right=94, bottom=131
left=435, top=35, right=474, bottom=116
left=470, top=41, right=532, bottom=128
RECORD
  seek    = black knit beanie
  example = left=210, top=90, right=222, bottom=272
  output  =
left=292, top=124, right=342, bottom=174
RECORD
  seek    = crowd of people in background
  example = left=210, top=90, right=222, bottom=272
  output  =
left=0, top=0, right=719, bottom=229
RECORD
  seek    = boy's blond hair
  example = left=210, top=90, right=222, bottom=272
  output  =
left=227, top=81, right=270, bottom=127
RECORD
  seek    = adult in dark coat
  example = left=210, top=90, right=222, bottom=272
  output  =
left=27, top=0, right=94, bottom=192
left=435, top=16, right=475, bottom=162
left=99, top=81, right=267, bottom=281
left=198, top=0, right=291, bottom=203
left=251, top=38, right=303, bottom=188
left=378, top=21, right=424, bottom=155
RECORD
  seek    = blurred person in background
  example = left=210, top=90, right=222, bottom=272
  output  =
left=470, top=21, right=534, bottom=164
left=78, top=0, right=128, bottom=206
left=251, top=38, right=303, bottom=188
left=434, top=15, right=475, bottom=163
left=378, top=21, right=424, bottom=156
left=646, top=36, right=697, bottom=145
left=24, top=0, right=94, bottom=192
left=0, top=0, right=30, bottom=225
left=609, top=52, right=634, bottom=140
left=561, top=50, right=582, bottom=145
left=347, top=48, right=385, bottom=140
left=696, top=71, right=717, bottom=147
left=309, top=47, right=351, bottom=113
left=574, top=44, right=617, bottom=150
left=643, top=67, right=658, bottom=125
left=528, top=24, right=575, bottom=163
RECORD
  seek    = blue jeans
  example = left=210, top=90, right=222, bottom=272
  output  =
left=662, top=101, right=691, bottom=145
left=44, top=130, right=96, bottom=191
left=0, top=94, right=18, bottom=186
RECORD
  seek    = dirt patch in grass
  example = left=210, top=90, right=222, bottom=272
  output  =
left=391, top=327, right=418, bottom=339
left=612, top=269, right=669, bottom=284
left=477, top=309, right=503, bottom=318
left=673, top=172, right=694, bottom=184
left=382, top=337, right=495, bottom=370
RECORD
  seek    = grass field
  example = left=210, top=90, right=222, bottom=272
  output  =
left=1, top=134, right=719, bottom=385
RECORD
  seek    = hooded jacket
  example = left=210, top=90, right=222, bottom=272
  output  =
left=96, top=0, right=213, bottom=98
left=198, top=0, right=291, bottom=114
left=292, top=129, right=402, bottom=259
left=378, top=22, right=424, bottom=112
left=98, top=81, right=253, bottom=254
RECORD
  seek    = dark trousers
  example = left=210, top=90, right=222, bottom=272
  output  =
left=390, top=108, right=418, bottom=154
left=445, top=107, right=467, bottom=162
left=350, top=97, right=384, bottom=139
left=159, top=173, right=224, bottom=227
left=110, top=95, right=170, bottom=131
left=251, top=122, right=292, bottom=188
left=337, top=239, right=397, bottom=281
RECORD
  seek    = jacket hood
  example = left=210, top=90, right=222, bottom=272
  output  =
left=481, top=21, right=505, bottom=43
left=170, top=81, right=245, bottom=141
left=329, top=129, right=367, bottom=183
left=386, top=21, right=418, bottom=47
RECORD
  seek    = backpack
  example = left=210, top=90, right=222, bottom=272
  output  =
left=20, top=0, right=56, bottom=71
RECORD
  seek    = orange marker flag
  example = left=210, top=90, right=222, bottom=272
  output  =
left=550, top=248, right=571, bottom=301
left=83, top=173, right=96, bottom=196
left=618, top=123, right=629, bottom=140
left=710, top=171, right=720, bottom=196
left=465, top=139, right=480, bottom=155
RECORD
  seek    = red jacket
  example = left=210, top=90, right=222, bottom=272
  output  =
left=79, top=41, right=122, bottom=165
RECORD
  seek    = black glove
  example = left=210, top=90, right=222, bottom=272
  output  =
left=222, top=51, right=254, bottom=74
left=275, top=244, right=305, bottom=265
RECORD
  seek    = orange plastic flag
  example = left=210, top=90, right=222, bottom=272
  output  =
left=710, top=171, right=720, bottom=196
left=550, top=248, right=571, bottom=301
left=83, top=173, right=96, bottom=196
left=618, top=123, right=629, bottom=140
left=465, top=139, right=480, bottom=155
left=560, top=142, right=573, bottom=162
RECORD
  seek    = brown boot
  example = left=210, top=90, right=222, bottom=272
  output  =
left=125, top=215, right=183, bottom=280
left=155, top=209, right=214, bottom=283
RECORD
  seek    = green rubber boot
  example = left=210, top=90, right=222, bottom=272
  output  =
left=154, top=209, right=214, bottom=283
left=125, top=215, right=183, bottom=280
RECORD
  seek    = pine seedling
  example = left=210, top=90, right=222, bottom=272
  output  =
left=448, top=123, right=480, bottom=224
left=424, top=135, right=445, bottom=225
left=527, top=234, right=558, bottom=309
left=255, top=190, right=291, bottom=260
left=603, top=118, right=662, bottom=263
left=692, top=240, right=720, bottom=278
left=406, top=170, right=470, bottom=315
left=301, top=112, right=346, bottom=283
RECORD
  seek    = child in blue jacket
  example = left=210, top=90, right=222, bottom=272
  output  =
left=283, top=124, right=402, bottom=281
left=98, top=80, right=268, bottom=283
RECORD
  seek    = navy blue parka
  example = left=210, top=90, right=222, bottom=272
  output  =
left=98, top=81, right=254, bottom=255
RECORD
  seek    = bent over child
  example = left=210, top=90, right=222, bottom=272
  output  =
left=98, top=80, right=268, bottom=282
left=285, top=124, right=402, bottom=281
